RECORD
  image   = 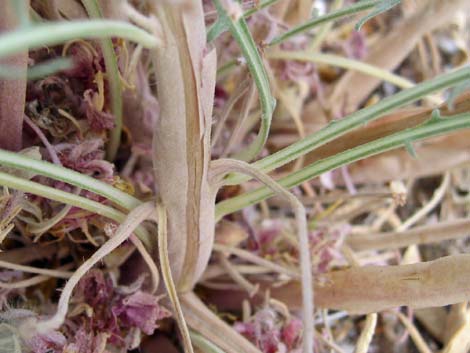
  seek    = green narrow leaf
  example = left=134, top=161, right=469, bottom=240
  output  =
left=223, top=65, right=470, bottom=186
left=207, top=0, right=280, bottom=42
left=0, top=58, right=73, bottom=80
left=269, top=0, right=379, bottom=46
left=215, top=112, right=470, bottom=218
left=404, top=140, right=417, bottom=158
left=430, top=108, right=442, bottom=122
left=447, top=81, right=470, bottom=110
left=355, top=0, right=401, bottom=31
left=212, top=0, right=276, bottom=161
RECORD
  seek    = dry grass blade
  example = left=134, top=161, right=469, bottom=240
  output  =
left=155, top=201, right=194, bottom=353
left=210, top=158, right=314, bottom=353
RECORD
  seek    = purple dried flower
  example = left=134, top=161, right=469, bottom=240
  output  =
left=74, top=270, right=113, bottom=307
left=112, top=291, right=171, bottom=335
left=82, top=89, right=115, bottom=132
left=281, top=319, right=303, bottom=350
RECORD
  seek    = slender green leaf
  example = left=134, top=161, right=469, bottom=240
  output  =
left=0, top=57, right=72, bottom=80
left=355, top=0, right=401, bottom=31
left=224, top=66, right=470, bottom=185
left=0, top=149, right=141, bottom=210
left=207, top=0, right=279, bottom=42
left=212, top=0, right=276, bottom=161
left=215, top=112, right=470, bottom=218
left=0, top=20, right=158, bottom=59
left=269, top=0, right=380, bottom=46
left=0, top=171, right=150, bottom=246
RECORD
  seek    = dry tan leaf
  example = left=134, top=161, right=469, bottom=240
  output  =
left=151, top=1, right=217, bottom=290
left=266, top=254, right=470, bottom=314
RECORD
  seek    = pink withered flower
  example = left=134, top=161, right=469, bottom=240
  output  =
left=82, top=89, right=115, bottom=132
left=74, top=269, right=114, bottom=307
left=112, top=291, right=171, bottom=335
left=281, top=318, right=303, bottom=350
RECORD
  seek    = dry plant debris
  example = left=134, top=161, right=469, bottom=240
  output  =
left=0, top=0, right=469, bottom=352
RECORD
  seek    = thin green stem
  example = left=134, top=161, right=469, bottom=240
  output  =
left=0, top=171, right=150, bottom=246
left=212, top=0, right=276, bottom=162
left=215, top=112, right=470, bottom=219
left=0, top=58, right=72, bottom=80
left=207, top=0, right=280, bottom=41
left=224, top=66, right=470, bottom=186
left=0, top=19, right=158, bottom=59
left=11, top=0, right=30, bottom=27
left=267, top=50, right=416, bottom=92
left=81, top=0, right=123, bottom=162
left=308, top=0, right=343, bottom=51
left=0, top=149, right=141, bottom=210
left=269, top=0, right=379, bottom=46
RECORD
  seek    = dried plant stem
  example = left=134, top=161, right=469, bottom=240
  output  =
left=155, top=201, right=194, bottom=353
left=37, top=201, right=155, bottom=332
left=397, top=172, right=450, bottom=232
left=130, top=234, right=159, bottom=293
left=213, top=243, right=300, bottom=278
left=0, top=260, right=72, bottom=279
left=218, top=253, right=259, bottom=296
left=0, top=264, right=75, bottom=289
left=0, top=275, right=49, bottom=289
left=354, top=313, right=378, bottom=353
left=210, top=158, right=314, bottom=353
left=348, top=218, right=470, bottom=251
left=393, top=311, right=433, bottom=353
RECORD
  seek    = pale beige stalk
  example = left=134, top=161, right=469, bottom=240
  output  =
left=150, top=1, right=217, bottom=290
